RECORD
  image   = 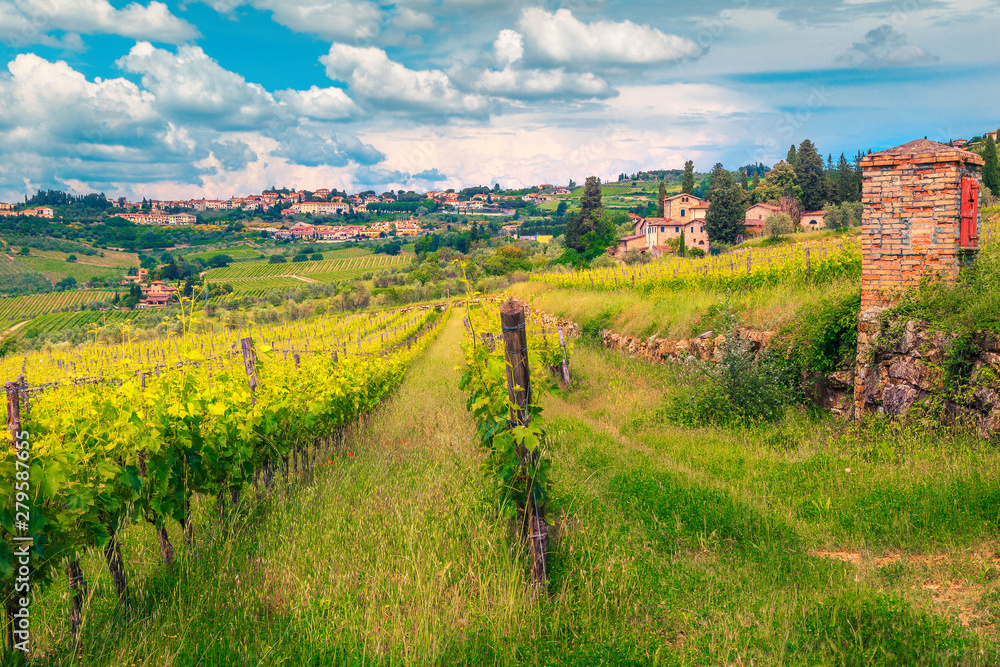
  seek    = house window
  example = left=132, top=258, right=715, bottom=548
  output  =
left=700, top=226, right=703, bottom=233
left=660, top=226, right=665, bottom=232
left=681, top=209, right=686, bottom=217
left=675, top=226, right=679, bottom=233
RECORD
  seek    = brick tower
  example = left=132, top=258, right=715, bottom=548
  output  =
left=854, top=139, right=984, bottom=418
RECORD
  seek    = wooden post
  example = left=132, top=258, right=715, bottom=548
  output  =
left=806, top=248, right=811, bottom=282
left=558, top=327, right=571, bottom=387
left=499, top=300, right=547, bottom=591
left=240, top=337, right=258, bottom=405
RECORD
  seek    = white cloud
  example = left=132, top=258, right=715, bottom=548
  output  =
left=514, top=8, right=703, bottom=69
left=204, top=0, right=383, bottom=41
left=276, top=85, right=359, bottom=121
left=493, top=29, right=524, bottom=66
left=477, top=67, right=615, bottom=101
left=117, top=42, right=280, bottom=130
left=838, top=24, right=938, bottom=68
left=321, top=43, right=491, bottom=116
left=390, top=7, right=435, bottom=32
left=0, top=0, right=198, bottom=45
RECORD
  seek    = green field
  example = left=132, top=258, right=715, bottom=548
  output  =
left=206, top=253, right=410, bottom=284
left=0, top=290, right=114, bottom=324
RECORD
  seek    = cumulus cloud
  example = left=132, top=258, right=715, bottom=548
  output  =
left=477, top=67, right=615, bottom=101
left=209, top=139, right=257, bottom=171
left=493, top=29, right=524, bottom=67
left=321, top=43, right=491, bottom=116
left=270, top=127, right=385, bottom=167
left=0, top=0, right=198, bottom=46
left=202, top=0, right=383, bottom=42
left=511, top=8, right=703, bottom=69
left=838, top=25, right=938, bottom=68
left=117, top=42, right=280, bottom=130
left=276, top=85, right=359, bottom=121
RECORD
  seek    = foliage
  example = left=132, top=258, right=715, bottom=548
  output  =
left=622, top=248, right=650, bottom=266
left=764, top=213, right=794, bottom=240
left=705, top=163, right=748, bottom=245
left=983, top=135, right=1000, bottom=198
left=752, top=161, right=803, bottom=206
left=458, top=305, right=556, bottom=516
left=824, top=202, right=863, bottom=230
left=795, top=139, right=827, bottom=212
left=681, top=160, right=695, bottom=194
left=778, top=286, right=861, bottom=374
left=665, top=298, right=799, bottom=426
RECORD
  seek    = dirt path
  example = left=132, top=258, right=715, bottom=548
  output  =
left=0, top=320, right=30, bottom=339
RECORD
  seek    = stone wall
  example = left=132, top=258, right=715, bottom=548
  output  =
left=855, top=320, right=1000, bottom=436
left=599, top=328, right=774, bottom=366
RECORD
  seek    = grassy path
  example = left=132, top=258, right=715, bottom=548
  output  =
left=24, top=312, right=1000, bottom=665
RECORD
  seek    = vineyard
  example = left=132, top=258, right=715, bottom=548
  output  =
left=205, top=253, right=410, bottom=283
left=0, top=291, right=113, bottom=325
left=534, top=234, right=861, bottom=293
left=0, top=301, right=450, bottom=650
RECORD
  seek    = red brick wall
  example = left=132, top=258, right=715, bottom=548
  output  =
left=859, top=154, right=981, bottom=310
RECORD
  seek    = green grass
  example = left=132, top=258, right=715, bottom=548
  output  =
left=510, top=277, right=860, bottom=340
left=20, top=310, right=1000, bottom=664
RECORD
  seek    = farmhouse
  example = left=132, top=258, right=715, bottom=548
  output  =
left=744, top=203, right=781, bottom=236
left=800, top=210, right=826, bottom=230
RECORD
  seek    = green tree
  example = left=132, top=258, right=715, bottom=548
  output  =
left=678, top=229, right=686, bottom=257
left=579, top=176, right=604, bottom=235
left=794, top=139, right=826, bottom=211
left=740, top=170, right=749, bottom=191
left=681, top=160, right=695, bottom=194
left=657, top=181, right=666, bottom=217
left=835, top=153, right=854, bottom=204
left=786, top=144, right=797, bottom=167
left=565, top=211, right=583, bottom=253
left=752, top=161, right=802, bottom=205
left=704, top=163, right=747, bottom=245
left=983, top=135, right=1000, bottom=197
left=751, top=171, right=761, bottom=190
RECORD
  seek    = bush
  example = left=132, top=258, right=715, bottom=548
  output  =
left=666, top=299, right=799, bottom=425
left=310, top=253, right=323, bottom=261
left=269, top=254, right=287, bottom=264
left=764, top=213, right=794, bottom=240
left=622, top=248, right=650, bottom=266
left=66, top=254, right=77, bottom=262
left=687, top=247, right=706, bottom=259
left=292, top=253, right=309, bottom=262
left=777, top=286, right=861, bottom=374
left=208, top=254, right=233, bottom=268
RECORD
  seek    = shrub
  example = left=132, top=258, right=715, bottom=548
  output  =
left=292, top=253, right=309, bottom=262
left=623, top=248, right=650, bottom=265
left=310, top=253, right=323, bottom=261
left=666, top=298, right=799, bottom=425
left=778, top=286, right=861, bottom=374
left=269, top=254, right=287, bottom=264
left=764, top=212, right=794, bottom=240
left=66, top=254, right=77, bottom=262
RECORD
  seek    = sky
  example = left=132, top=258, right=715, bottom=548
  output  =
left=0, top=0, right=998, bottom=202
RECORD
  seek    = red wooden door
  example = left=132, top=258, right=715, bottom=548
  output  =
left=960, top=177, right=980, bottom=249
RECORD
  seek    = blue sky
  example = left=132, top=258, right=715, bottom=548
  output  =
left=0, top=0, right=997, bottom=201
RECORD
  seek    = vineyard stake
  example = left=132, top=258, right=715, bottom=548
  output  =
left=558, top=327, right=571, bottom=387
left=499, top=300, right=548, bottom=592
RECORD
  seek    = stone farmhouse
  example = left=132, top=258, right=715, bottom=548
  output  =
left=617, top=194, right=710, bottom=256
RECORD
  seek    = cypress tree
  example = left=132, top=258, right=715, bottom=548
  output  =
left=740, top=170, right=749, bottom=190
left=657, top=181, right=666, bottom=217
left=579, top=176, right=603, bottom=235
left=678, top=229, right=686, bottom=257
left=794, top=139, right=826, bottom=211
left=704, top=163, right=747, bottom=245
left=786, top=144, right=797, bottom=167
left=681, top=160, right=695, bottom=194
left=983, top=136, right=1000, bottom=197
left=836, top=153, right=854, bottom=204
left=751, top=171, right=761, bottom=190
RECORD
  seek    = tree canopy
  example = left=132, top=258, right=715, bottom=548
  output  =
left=704, top=163, right=747, bottom=244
